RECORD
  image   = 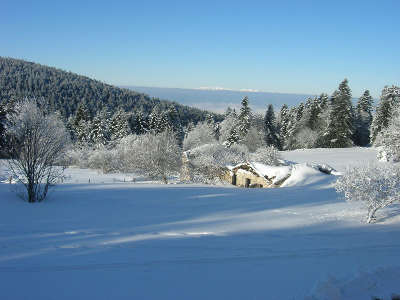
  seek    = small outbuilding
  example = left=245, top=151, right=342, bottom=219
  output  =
left=223, top=162, right=292, bottom=188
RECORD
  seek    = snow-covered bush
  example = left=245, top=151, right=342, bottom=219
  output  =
left=188, top=143, right=249, bottom=182
left=241, top=127, right=265, bottom=152
left=183, top=122, right=216, bottom=150
left=125, top=129, right=181, bottom=183
left=295, top=128, right=319, bottom=149
left=376, top=106, right=400, bottom=162
left=335, top=163, right=400, bottom=223
left=218, top=113, right=237, bottom=143
left=87, top=147, right=119, bottom=173
left=250, top=146, right=281, bottom=166
left=115, top=134, right=139, bottom=172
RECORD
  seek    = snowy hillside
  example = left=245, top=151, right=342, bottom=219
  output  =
left=0, top=148, right=399, bottom=300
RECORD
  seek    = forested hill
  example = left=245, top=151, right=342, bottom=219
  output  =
left=0, top=57, right=220, bottom=125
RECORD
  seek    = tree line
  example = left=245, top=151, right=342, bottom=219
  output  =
left=209, top=79, right=398, bottom=152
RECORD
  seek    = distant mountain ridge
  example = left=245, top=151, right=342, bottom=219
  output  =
left=123, top=86, right=317, bottom=113
left=0, top=57, right=219, bottom=126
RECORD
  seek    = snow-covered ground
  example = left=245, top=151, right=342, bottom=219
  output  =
left=0, top=148, right=399, bottom=300
left=281, top=147, right=378, bottom=172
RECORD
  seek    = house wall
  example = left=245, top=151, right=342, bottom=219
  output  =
left=232, top=169, right=270, bottom=188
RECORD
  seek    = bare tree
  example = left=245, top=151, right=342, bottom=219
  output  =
left=335, top=163, right=400, bottom=223
left=7, top=99, right=70, bottom=202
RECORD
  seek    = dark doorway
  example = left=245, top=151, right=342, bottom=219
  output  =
left=232, top=174, right=237, bottom=186
left=245, top=178, right=251, bottom=188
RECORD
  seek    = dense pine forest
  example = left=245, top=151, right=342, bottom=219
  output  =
left=0, top=57, right=220, bottom=125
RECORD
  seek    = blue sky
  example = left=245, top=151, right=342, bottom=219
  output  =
left=2, top=0, right=399, bottom=98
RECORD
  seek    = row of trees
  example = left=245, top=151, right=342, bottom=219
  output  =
left=183, top=79, right=374, bottom=152
left=204, top=80, right=398, bottom=153
left=264, top=79, right=374, bottom=150
left=67, top=101, right=186, bottom=149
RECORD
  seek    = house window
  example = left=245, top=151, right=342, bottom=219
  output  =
left=245, top=178, right=251, bottom=188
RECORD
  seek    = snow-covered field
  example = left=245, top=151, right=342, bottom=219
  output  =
left=1, top=147, right=399, bottom=300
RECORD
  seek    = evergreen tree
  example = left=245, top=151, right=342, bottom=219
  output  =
left=205, top=113, right=218, bottom=139
left=71, top=102, right=91, bottom=147
left=306, top=97, right=322, bottom=131
left=264, top=104, right=280, bottom=148
left=148, top=106, right=161, bottom=133
left=89, top=109, right=111, bottom=148
left=226, top=127, right=240, bottom=147
left=166, top=105, right=184, bottom=141
left=354, top=90, right=373, bottom=146
left=110, top=109, right=130, bottom=142
left=284, top=106, right=299, bottom=150
left=323, top=79, right=354, bottom=148
left=132, top=111, right=148, bottom=135
left=317, top=93, right=329, bottom=110
left=238, top=96, right=251, bottom=138
left=0, top=99, right=15, bottom=156
left=73, top=102, right=90, bottom=129
left=296, top=102, right=304, bottom=122
left=206, top=114, right=214, bottom=126
left=158, top=111, right=171, bottom=133
left=76, top=119, right=91, bottom=148
left=277, top=104, right=290, bottom=148
left=370, top=85, right=400, bottom=144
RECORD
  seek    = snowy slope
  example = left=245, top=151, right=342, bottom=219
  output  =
left=0, top=148, right=399, bottom=300
left=281, top=147, right=378, bottom=172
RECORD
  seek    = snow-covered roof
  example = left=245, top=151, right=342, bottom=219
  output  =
left=229, top=161, right=337, bottom=186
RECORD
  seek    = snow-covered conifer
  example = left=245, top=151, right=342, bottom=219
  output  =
left=296, top=102, right=304, bottom=122
left=71, top=102, right=91, bottom=145
left=148, top=106, right=161, bottom=132
left=323, top=79, right=354, bottom=148
left=354, top=90, right=373, bottom=146
left=237, top=96, right=251, bottom=138
left=133, top=111, right=148, bottom=135
left=264, top=104, right=280, bottom=149
left=376, top=106, right=400, bottom=162
left=226, top=127, right=240, bottom=147
left=277, top=104, right=290, bottom=148
left=370, top=85, right=400, bottom=144
left=89, top=109, right=111, bottom=148
left=110, top=108, right=130, bottom=142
